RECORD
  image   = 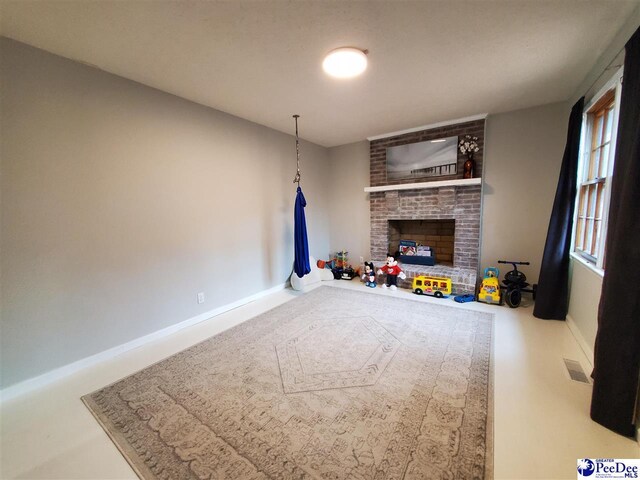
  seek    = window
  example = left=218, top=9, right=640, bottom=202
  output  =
left=572, top=67, right=623, bottom=271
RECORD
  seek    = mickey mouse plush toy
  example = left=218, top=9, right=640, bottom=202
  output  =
left=377, top=253, right=406, bottom=290
left=362, top=262, right=376, bottom=288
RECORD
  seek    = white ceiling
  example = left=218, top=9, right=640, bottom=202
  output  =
left=1, top=1, right=638, bottom=147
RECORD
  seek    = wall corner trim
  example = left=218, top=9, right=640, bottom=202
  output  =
left=0, top=282, right=287, bottom=403
left=566, top=313, right=595, bottom=370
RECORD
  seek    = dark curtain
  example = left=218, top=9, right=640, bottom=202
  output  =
left=293, top=186, right=311, bottom=278
left=591, top=26, right=640, bottom=438
left=533, top=97, right=584, bottom=320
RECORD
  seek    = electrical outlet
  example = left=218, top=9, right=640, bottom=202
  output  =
left=197, top=292, right=205, bottom=304
left=360, top=256, right=364, bottom=264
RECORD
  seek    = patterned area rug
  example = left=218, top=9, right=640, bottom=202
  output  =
left=83, top=286, right=494, bottom=479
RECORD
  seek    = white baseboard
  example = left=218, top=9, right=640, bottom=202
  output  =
left=0, top=282, right=287, bottom=403
left=566, top=314, right=595, bottom=370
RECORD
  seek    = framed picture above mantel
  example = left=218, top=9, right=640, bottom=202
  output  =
left=369, top=116, right=485, bottom=188
left=386, top=135, right=458, bottom=180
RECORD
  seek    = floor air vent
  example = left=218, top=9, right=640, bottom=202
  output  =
left=563, top=358, right=591, bottom=384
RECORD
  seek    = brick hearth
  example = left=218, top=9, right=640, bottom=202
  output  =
left=397, top=264, right=478, bottom=295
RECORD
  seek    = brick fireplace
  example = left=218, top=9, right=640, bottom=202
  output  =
left=368, top=118, right=485, bottom=294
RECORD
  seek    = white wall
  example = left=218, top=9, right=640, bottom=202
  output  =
left=0, top=38, right=330, bottom=388
left=481, top=102, right=569, bottom=284
left=327, top=141, right=371, bottom=265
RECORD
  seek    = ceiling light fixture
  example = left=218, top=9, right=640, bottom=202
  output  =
left=322, top=47, right=368, bottom=79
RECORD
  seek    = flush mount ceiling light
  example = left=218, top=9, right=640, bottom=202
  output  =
left=322, top=47, right=368, bottom=78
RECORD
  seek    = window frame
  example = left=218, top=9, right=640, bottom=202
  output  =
left=570, top=66, right=624, bottom=275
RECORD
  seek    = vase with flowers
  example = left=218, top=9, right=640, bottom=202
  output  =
left=458, top=135, right=480, bottom=178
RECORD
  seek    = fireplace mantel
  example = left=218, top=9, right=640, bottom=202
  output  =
left=364, top=177, right=481, bottom=193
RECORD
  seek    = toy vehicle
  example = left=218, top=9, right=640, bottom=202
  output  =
left=498, top=260, right=537, bottom=308
left=477, top=267, right=501, bottom=304
left=412, top=275, right=452, bottom=298
left=332, top=267, right=357, bottom=280
left=454, top=294, right=475, bottom=303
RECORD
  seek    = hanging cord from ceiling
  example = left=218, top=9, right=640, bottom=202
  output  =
left=293, top=114, right=301, bottom=187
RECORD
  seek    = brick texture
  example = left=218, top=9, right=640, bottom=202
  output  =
left=371, top=185, right=481, bottom=267
left=368, top=119, right=485, bottom=294
left=370, top=119, right=485, bottom=187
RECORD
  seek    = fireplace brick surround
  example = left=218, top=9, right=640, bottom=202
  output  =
left=369, top=119, right=485, bottom=294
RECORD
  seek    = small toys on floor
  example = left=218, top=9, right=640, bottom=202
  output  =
left=332, top=265, right=357, bottom=280
left=412, top=275, right=452, bottom=298
left=454, top=294, right=476, bottom=303
left=361, top=262, right=376, bottom=288
left=498, top=260, right=537, bottom=308
left=377, top=254, right=406, bottom=290
left=477, top=267, right=501, bottom=304
left=331, top=250, right=357, bottom=280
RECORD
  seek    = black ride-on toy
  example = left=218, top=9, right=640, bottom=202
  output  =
left=498, top=260, right=537, bottom=308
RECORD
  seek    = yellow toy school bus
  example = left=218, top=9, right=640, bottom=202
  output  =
left=412, top=275, right=452, bottom=298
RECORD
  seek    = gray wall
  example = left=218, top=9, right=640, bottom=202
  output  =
left=567, top=259, right=601, bottom=358
left=481, top=102, right=569, bottom=283
left=327, top=141, right=371, bottom=265
left=324, top=105, right=570, bottom=288
left=0, top=38, right=331, bottom=388
left=0, top=37, right=576, bottom=390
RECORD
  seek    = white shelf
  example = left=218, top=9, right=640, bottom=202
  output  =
left=364, top=177, right=481, bottom=193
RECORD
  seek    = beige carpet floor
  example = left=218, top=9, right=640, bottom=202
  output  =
left=83, top=286, right=494, bottom=479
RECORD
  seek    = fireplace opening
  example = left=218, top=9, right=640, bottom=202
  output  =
left=388, top=219, right=455, bottom=267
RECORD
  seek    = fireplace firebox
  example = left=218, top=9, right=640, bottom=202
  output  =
left=388, top=219, right=455, bottom=266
